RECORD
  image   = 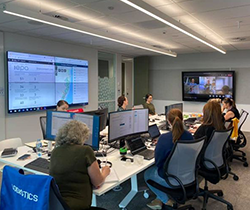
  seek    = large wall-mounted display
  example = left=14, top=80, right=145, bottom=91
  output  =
left=182, top=71, right=235, bottom=102
left=7, top=51, right=89, bottom=113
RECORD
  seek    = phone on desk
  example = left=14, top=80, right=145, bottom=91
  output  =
left=121, top=156, right=134, bottom=162
left=17, top=154, right=31, bottom=161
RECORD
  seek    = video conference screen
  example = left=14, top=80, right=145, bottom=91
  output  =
left=182, top=71, right=235, bottom=102
left=7, top=51, right=89, bottom=113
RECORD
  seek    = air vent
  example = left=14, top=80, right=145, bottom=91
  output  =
left=134, top=20, right=167, bottom=29
left=229, top=37, right=250, bottom=42
left=42, top=12, right=80, bottom=23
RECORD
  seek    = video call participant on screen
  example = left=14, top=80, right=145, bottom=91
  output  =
left=143, top=94, right=156, bottom=115
left=144, top=109, right=193, bottom=209
left=117, top=95, right=128, bottom=111
left=56, top=100, right=69, bottom=111
left=194, top=101, right=225, bottom=141
left=50, top=120, right=110, bottom=210
left=222, top=98, right=240, bottom=121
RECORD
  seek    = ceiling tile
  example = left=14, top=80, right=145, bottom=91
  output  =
left=84, top=0, right=134, bottom=15
left=113, top=10, right=154, bottom=23
left=142, top=0, right=172, bottom=7
left=156, top=3, right=187, bottom=17
left=0, top=11, right=20, bottom=24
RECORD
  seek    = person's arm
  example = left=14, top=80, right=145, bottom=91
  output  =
left=88, top=160, right=110, bottom=188
left=224, top=111, right=235, bottom=121
left=155, top=135, right=170, bottom=168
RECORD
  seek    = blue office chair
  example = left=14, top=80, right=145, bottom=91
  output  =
left=147, top=137, right=206, bottom=210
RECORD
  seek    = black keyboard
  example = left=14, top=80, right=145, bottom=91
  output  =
left=24, top=158, right=50, bottom=174
left=137, top=149, right=154, bottom=160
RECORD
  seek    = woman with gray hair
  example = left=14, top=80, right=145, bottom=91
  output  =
left=50, top=120, right=110, bottom=210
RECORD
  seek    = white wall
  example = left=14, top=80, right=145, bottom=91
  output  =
left=149, top=50, right=250, bottom=131
left=2, top=32, right=99, bottom=143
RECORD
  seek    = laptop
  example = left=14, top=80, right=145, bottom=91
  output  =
left=126, top=136, right=154, bottom=160
left=148, top=124, right=161, bottom=140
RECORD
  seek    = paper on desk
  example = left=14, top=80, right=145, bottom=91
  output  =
left=104, top=168, right=119, bottom=183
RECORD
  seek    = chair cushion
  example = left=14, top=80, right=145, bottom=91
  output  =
left=198, top=165, right=227, bottom=184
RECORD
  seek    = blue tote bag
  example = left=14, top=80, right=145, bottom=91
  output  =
left=0, top=165, right=53, bottom=210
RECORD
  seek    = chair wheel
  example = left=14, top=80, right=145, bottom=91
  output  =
left=189, top=207, right=195, bottom=210
left=143, top=191, right=149, bottom=199
left=242, top=157, right=247, bottom=161
left=217, top=192, right=223, bottom=197
left=233, top=175, right=239, bottom=181
left=227, top=205, right=233, bottom=210
left=243, top=162, right=248, bottom=167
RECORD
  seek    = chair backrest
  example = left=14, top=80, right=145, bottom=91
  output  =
left=203, top=128, right=233, bottom=169
left=0, top=138, right=23, bottom=151
left=40, top=116, right=47, bottom=139
left=164, top=137, right=205, bottom=187
left=238, top=109, right=249, bottom=130
left=0, top=166, right=69, bottom=210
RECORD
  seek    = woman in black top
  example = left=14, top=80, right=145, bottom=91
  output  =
left=222, top=98, right=240, bottom=121
left=194, top=101, right=225, bottom=141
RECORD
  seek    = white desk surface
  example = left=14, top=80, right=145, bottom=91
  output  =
left=0, top=146, right=154, bottom=197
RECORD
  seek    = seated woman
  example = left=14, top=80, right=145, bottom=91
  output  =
left=50, top=120, right=110, bottom=210
left=143, top=94, right=156, bottom=115
left=56, top=100, right=69, bottom=111
left=222, top=98, right=240, bottom=121
left=144, top=109, right=193, bottom=209
left=194, top=101, right=225, bottom=141
left=117, top=95, right=128, bottom=111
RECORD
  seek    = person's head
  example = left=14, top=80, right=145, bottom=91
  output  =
left=221, top=85, right=230, bottom=94
left=208, top=98, right=221, bottom=104
left=56, top=100, right=69, bottom=111
left=167, top=109, right=184, bottom=143
left=55, top=120, right=90, bottom=146
left=118, top=95, right=128, bottom=108
left=203, top=101, right=224, bottom=130
left=207, top=80, right=210, bottom=84
left=222, top=97, right=236, bottom=109
left=191, top=78, right=195, bottom=83
left=145, top=94, right=153, bottom=103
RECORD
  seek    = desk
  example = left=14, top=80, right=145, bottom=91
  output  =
left=0, top=145, right=154, bottom=209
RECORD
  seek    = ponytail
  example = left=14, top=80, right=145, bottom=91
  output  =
left=231, top=99, right=236, bottom=108
left=172, top=116, right=184, bottom=143
left=223, top=97, right=236, bottom=108
left=167, top=109, right=184, bottom=143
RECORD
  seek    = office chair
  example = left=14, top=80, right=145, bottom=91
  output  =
left=147, top=137, right=206, bottom=210
left=40, top=116, right=47, bottom=139
left=198, top=128, right=233, bottom=210
left=230, top=109, right=249, bottom=167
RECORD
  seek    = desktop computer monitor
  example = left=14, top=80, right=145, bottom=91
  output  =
left=84, top=108, right=108, bottom=131
left=46, top=111, right=100, bottom=150
left=164, top=103, right=183, bottom=130
left=108, top=109, right=149, bottom=143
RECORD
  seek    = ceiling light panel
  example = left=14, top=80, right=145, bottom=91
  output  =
left=120, top=0, right=226, bottom=54
left=3, top=8, right=177, bottom=57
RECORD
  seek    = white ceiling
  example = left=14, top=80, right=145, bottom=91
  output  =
left=0, top=0, right=250, bottom=57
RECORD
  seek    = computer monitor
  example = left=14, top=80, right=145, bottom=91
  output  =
left=46, top=111, right=100, bottom=150
left=84, top=108, right=108, bottom=131
left=165, top=103, right=183, bottom=130
left=108, top=109, right=149, bottom=143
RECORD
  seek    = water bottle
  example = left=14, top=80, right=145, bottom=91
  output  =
left=36, top=139, right=42, bottom=157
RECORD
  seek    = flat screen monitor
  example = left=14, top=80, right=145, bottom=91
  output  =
left=46, top=111, right=100, bottom=150
left=108, top=109, right=149, bottom=143
left=182, top=71, right=235, bottom=102
left=84, top=108, right=108, bottom=131
left=7, top=51, right=89, bottom=114
left=165, top=103, right=183, bottom=130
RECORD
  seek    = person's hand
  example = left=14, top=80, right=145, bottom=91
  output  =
left=101, top=166, right=110, bottom=177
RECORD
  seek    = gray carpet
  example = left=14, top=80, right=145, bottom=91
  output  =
left=0, top=133, right=249, bottom=210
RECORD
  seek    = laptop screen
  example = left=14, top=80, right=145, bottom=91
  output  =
left=148, top=124, right=160, bottom=139
left=127, top=137, right=146, bottom=153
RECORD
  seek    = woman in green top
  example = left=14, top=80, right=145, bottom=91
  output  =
left=50, top=120, right=110, bottom=210
left=144, top=94, right=156, bottom=115
left=117, top=95, right=128, bottom=111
